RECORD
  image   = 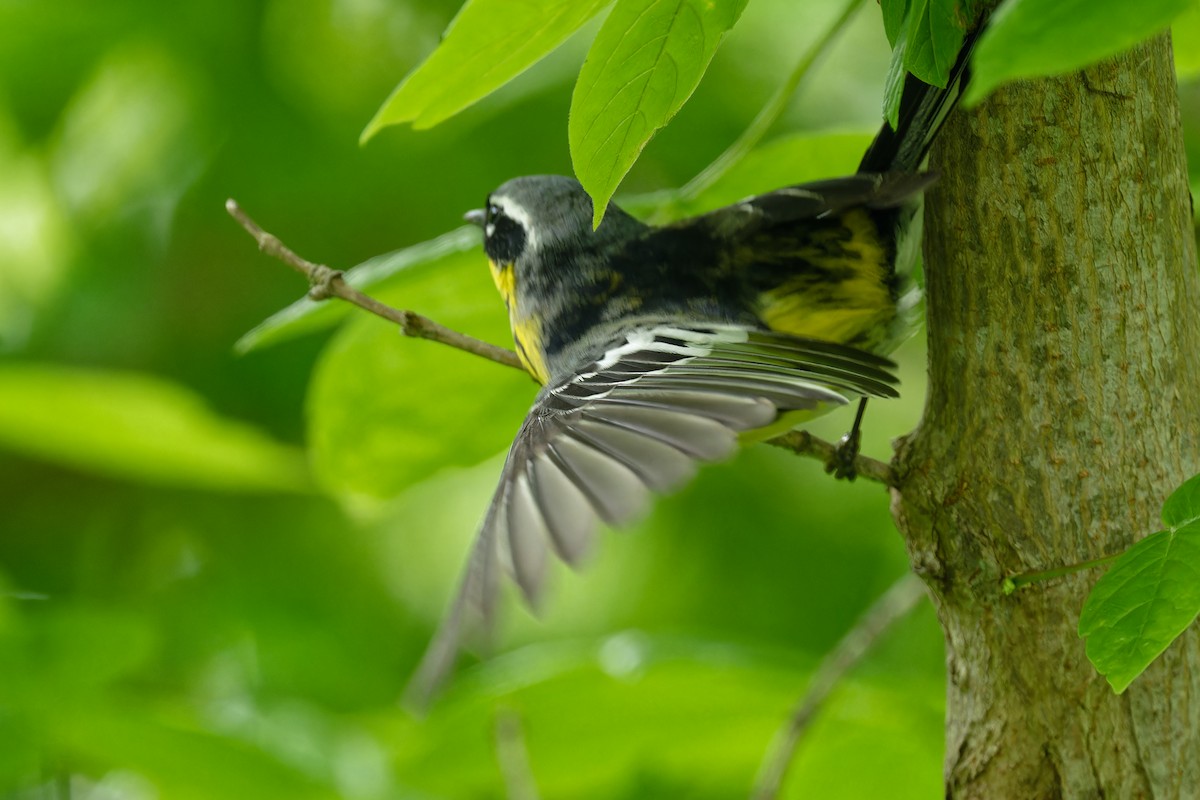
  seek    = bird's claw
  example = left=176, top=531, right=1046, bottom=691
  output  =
left=825, top=428, right=861, bottom=481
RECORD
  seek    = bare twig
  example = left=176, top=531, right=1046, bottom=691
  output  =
left=751, top=573, right=926, bottom=800
left=225, top=199, right=525, bottom=372
left=495, top=707, right=541, bottom=800
left=768, top=430, right=897, bottom=487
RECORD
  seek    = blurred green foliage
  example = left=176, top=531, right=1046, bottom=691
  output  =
left=0, top=1, right=1197, bottom=798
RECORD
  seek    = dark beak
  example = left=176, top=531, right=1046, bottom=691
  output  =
left=464, top=209, right=486, bottom=228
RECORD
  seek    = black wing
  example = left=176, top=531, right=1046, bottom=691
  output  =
left=406, top=322, right=899, bottom=705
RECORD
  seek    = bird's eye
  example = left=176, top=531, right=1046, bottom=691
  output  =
left=482, top=202, right=526, bottom=263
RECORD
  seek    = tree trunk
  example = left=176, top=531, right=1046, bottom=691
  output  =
left=892, top=33, right=1200, bottom=798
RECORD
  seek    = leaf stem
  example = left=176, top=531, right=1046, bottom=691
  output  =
left=1002, top=552, right=1123, bottom=594
left=678, top=0, right=872, bottom=203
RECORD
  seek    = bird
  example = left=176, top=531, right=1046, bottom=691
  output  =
left=406, top=26, right=979, bottom=705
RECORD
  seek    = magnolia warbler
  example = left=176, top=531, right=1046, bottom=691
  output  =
left=408, top=28, right=979, bottom=702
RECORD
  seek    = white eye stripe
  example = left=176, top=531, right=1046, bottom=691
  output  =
left=491, top=194, right=540, bottom=251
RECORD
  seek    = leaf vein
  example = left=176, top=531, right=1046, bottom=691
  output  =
left=599, top=0, right=687, bottom=183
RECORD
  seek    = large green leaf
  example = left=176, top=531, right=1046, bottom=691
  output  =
left=0, top=366, right=309, bottom=492
left=965, top=0, right=1194, bottom=104
left=361, top=0, right=611, bottom=140
left=1163, top=471, right=1200, bottom=529
left=570, top=0, right=749, bottom=228
left=902, top=0, right=965, bottom=87
left=1079, top=516, right=1200, bottom=693
left=881, top=0, right=911, bottom=47
left=882, top=16, right=911, bottom=129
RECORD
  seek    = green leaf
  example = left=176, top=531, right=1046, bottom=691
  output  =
left=0, top=366, right=310, bottom=492
left=881, top=0, right=911, bottom=47
left=306, top=261, right=535, bottom=503
left=1163, top=471, right=1200, bottom=528
left=882, top=15, right=911, bottom=129
left=361, top=0, right=612, bottom=140
left=1177, top=2, right=1200, bottom=81
left=1078, top=520, right=1200, bottom=693
left=902, top=0, right=965, bottom=87
left=570, top=0, right=749, bottom=228
left=964, top=0, right=1194, bottom=105
left=236, top=226, right=479, bottom=354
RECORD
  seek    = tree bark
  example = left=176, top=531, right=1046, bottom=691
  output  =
left=893, top=33, right=1200, bottom=798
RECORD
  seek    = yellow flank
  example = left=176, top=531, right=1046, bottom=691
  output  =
left=761, top=303, right=890, bottom=345
left=757, top=209, right=893, bottom=347
left=489, top=259, right=550, bottom=384
left=512, top=316, right=550, bottom=384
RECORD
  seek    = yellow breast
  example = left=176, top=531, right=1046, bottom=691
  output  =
left=489, top=259, right=550, bottom=384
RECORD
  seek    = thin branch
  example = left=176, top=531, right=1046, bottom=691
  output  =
left=751, top=573, right=926, bottom=800
left=768, top=430, right=897, bottom=487
left=225, top=199, right=525, bottom=373
left=495, top=707, right=541, bottom=800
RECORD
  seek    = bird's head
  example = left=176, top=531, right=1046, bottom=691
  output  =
left=465, top=175, right=641, bottom=268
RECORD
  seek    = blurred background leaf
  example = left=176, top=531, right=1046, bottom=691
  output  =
left=1, top=1, right=1197, bottom=798
left=1178, top=2, right=1200, bottom=82
left=0, top=365, right=310, bottom=492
